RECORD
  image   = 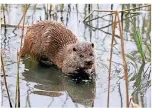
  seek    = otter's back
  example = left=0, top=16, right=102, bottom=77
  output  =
left=24, top=20, right=78, bottom=63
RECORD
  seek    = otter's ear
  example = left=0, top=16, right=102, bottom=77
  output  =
left=73, top=47, right=77, bottom=51
left=91, top=43, right=94, bottom=48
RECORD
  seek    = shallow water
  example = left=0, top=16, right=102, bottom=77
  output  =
left=1, top=4, right=151, bottom=107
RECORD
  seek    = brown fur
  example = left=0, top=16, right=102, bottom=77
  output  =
left=21, top=20, right=95, bottom=74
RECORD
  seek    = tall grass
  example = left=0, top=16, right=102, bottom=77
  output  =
left=129, top=15, right=146, bottom=63
left=134, top=29, right=145, bottom=63
left=125, top=4, right=151, bottom=63
left=129, top=19, right=148, bottom=92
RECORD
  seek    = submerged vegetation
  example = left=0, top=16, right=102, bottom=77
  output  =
left=1, top=4, right=151, bottom=108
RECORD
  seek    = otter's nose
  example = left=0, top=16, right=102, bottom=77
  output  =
left=85, top=61, right=93, bottom=66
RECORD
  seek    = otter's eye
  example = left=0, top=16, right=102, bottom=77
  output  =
left=73, top=47, right=77, bottom=51
left=89, top=53, right=94, bottom=56
left=91, top=43, right=94, bottom=48
left=80, top=55, right=84, bottom=58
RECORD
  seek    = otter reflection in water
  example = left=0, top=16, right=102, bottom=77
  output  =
left=22, top=59, right=96, bottom=107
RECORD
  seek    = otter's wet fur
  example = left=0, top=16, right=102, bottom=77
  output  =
left=20, top=20, right=95, bottom=75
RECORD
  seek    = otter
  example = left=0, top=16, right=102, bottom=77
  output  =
left=20, top=20, right=95, bottom=78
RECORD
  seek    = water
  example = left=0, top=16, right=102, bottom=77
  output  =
left=1, top=4, right=151, bottom=107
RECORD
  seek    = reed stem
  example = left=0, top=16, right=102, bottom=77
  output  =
left=16, top=4, right=30, bottom=29
left=107, top=13, right=117, bottom=108
left=116, top=10, right=129, bottom=107
left=15, top=4, right=28, bottom=108
left=1, top=54, right=13, bottom=108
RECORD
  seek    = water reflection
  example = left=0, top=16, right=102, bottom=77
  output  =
left=22, top=59, right=96, bottom=107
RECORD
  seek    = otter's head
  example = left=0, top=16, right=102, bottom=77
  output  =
left=72, top=42, right=95, bottom=70
left=62, top=42, right=95, bottom=75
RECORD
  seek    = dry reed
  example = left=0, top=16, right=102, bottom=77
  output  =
left=16, top=4, right=30, bottom=29
left=1, top=54, right=13, bottom=107
left=83, top=4, right=151, bottom=22
left=116, top=10, right=129, bottom=107
left=15, top=4, right=29, bottom=108
left=107, top=13, right=117, bottom=108
left=83, top=4, right=151, bottom=107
